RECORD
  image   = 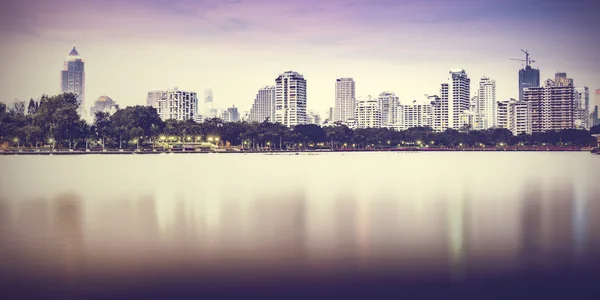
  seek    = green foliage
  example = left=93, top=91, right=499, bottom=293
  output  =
left=1, top=92, right=599, bottom=149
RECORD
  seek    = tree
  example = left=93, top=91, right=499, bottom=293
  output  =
left=27, top=99, right=37, bottom=115
left=93, top=112, right=111, bottom=149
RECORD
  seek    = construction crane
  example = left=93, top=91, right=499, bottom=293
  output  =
left=510, top=49, right=535, bottom=68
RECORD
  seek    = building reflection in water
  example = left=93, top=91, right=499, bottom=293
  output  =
left=1, top=174, right=600, bottom=287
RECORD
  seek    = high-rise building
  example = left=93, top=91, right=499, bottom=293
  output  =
left=555, top=72, right=574, bottom=87
left=592, top=89, right=600, bottom=127
left=147, top=91, right=165, bottom=108
left=151, top=87, right=198, bottom=121
left=401, top=99, right=433, bottom=130
left=574, top=87, right=589, bottom=129
left=204, top=89, right=217, bottom=118
left=478, top=77, right=497, bottom=129
left=446, top=69, right=471, bottom=130
left=61, top=46, right=85, bottom=115
left=355, top=96, right=381, bottom=129
left=497, top=99, right=531, bottom=135
left=89, top=96, right=119, bottom=117
left=377, top=92, right=400, bottom=127
left=222, top=106, right=240, bottom=122
left=307, top=111, right=321, bottom=125
left=328, top=107, right=334, bottom=122
left=275, top=71, right=307, bottom=127
left=518, top=66, right=540, bottom=101
left=524, top=75, right=575, bottom=133
left=430, top=93, right=446, bottom=132
left=334, top=78, right=356, bottom=123
left=248, top=86, right=276, bottom=123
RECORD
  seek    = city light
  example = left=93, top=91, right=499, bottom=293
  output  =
left=215, top=137, right=220, bottom=142
left=48, top=138, right=54, bottom=144
left=159, top=135, right=166, bottom=141
left=208, top=137, right=214, bottom=142
left=186, top=136, right=191, bottom=141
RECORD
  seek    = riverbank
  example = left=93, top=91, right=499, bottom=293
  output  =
left=0, top=147, right=595, bottom=155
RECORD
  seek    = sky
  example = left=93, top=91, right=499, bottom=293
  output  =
left=1, top=0, right=599, bottom=119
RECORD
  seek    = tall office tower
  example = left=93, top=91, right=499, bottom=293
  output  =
left=377, top=91, right=400, bottom=127
left=90, top=96, right=119, bottom=117
left=524, top=77, right=575, bottom=133
left=517, top=51, right=540, bottom=101
left=248, top=86, right=276, bottom=122
left=401, top=99, right=433, bottom=130
left=497, top=99, right=531, bottom=135
left=204, top=89, right=217, bottom=118
left=275, top=71, right=307, bottom=127
left=61, top=46, right=85, bottom=115
left=226, top=106, right=240, bottom=122
left=574, top=87, right=589, bottom=129
left=430, top=93, right=446, bottom=132
left=334, top=78, right=356, bottom=123
left=355, top=96, right=381, bottom=129
left=478, top=77, right=497, bottom=129
left=153, top=87, right=198, bottom=121
left=445, top=69, right=471, bottom=130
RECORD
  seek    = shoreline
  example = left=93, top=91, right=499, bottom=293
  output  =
left=0, top=147, right=595, bottom=155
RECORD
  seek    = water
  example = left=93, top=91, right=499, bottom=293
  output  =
left=1, top=152, right=600, bottom=299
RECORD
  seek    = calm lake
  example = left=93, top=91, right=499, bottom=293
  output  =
left=1, top=152, right=600, bottom=299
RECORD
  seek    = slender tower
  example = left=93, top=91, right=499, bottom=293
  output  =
left=61, top=45, right=85, bottom=116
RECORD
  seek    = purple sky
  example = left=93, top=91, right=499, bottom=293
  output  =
left=1, top=0, right=599, bottom=117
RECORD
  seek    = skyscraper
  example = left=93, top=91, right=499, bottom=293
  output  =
left=334, top=78, right=356, bottom=123
left=204, top=89, right=217, bottom=118
left=524, top=76, right=575, bottom=133
left=226, top=106, right=240, bottom=122
left=401, top=99, right=433, bottom=130
left=574, top=86, right=589, bottom=129
left=377, top=92, right=400, bottom=127
left=275, top=71, right=307, bottom=127
left=478, top=77, right=497, bottom=129
left=61, top=46, right=85, bottom=115
left=431, top=90, right=447, bottom=132
left=446, top=69, right=471, bottom=130
left=248, top=86, right=276, bottom=123
left=518, top=53, right=540, bottom=101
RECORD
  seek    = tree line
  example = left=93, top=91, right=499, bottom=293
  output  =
left=1, top=93, right=599, bottom=150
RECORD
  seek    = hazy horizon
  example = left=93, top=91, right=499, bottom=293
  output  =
left=1, top=0, right=599, bottom=117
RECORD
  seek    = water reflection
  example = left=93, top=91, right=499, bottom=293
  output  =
left=1, top=153, right=600, bottom=298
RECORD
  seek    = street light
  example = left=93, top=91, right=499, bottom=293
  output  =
left=186, top=136, right=191, bottom=142
left=159, top=135, right=166, bottom=141
left=208, top=137, right=214, bottom=142
left=13, top=137, right=19, bottom=148
left=48, top=138, right=55, bottom=150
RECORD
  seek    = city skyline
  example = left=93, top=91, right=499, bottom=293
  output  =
left=1, top=0, right=599, bottom=117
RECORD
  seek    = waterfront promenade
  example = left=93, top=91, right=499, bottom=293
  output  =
left=0, top=146, right=595, bottom=155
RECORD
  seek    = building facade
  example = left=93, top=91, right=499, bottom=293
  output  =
left=524, top=75, right=575, bottom=133
left=518, top=65, right=540, bottom=101
left=401, top=99, right=433, bottom=130
left=592, top=89, right=600, bottom=127
left=355, top=96, right=381, bottom=129
left=377, top=92, right=400, bottom=127
left=497, top=99, right=531, bottom=135
left=574, top=86, right=589, bottom=129
left=446, top=70, right=471, bottom=130
left=221, top=106, right=240, bottom=122
left=430, top=94, right=446, bottom=132
left=478, top=77, right=497, bottom=129
left=150, top=88, right=198, bottom=121
left=275, top=71, right=307, bottom=127
left=248, top=86, right=276, bottom=123
left=61, top=46, right=85, bottom=115
left=89, top=96, right=119, bottom=117
left=334, top=78, right=356, bottom=123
